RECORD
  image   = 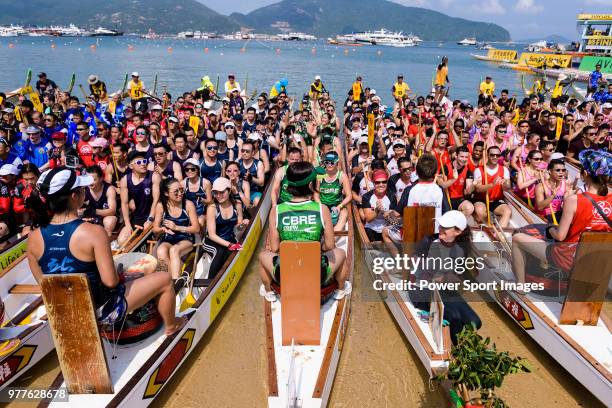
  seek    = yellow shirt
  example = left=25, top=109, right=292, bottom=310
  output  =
left=479, top=81, right=495, bottom=96
left=352, top=82, right=363, bottom=102
left=129, top=80, right=143, bottom=99
left=435, top=66, right=448, bottom=86
left=393, top=82, right=410, bottom=98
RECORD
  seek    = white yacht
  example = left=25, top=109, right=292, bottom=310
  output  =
left=0, top=25, right=26, bottom=37
left=353, top=29, right=416, bottom=46
left=93, top=27, right=122, bottom=36
left=457, top=37, right=477, bottom=46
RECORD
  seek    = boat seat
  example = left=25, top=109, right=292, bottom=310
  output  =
left=192, top=279, right=213, bottom=288
left=9, top=284, right=41, bottom=295
left=402, top=206, right=435, bottom=243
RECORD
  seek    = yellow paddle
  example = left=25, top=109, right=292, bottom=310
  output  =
left=180, top=244, right=200, bottom=312
left=483, top=146, right=491, bottom=226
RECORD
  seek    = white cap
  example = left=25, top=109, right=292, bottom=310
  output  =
left=222, top=97, right=230, bottom=102
left=183, top=158, right=200, bottom=168
left=392, top=139, right=405, bottom=147
left=603, top=102, right=612, bottom=109
left=151, top=104, right=163, bottom=110
left=550, top=152, right=565, bottom=161
left=224, top=121, right=235, bottom=128
left=315, top=75, right=321, bottom=80
left=168, top=116, right=179, bottom=123
left=370, top=89, right=377, bottom=95
left=358, top=136, right=369, bottom=145
left=436, top=210, right=467, bottom=231
left=0, top=164, right=19, bottom=176
left=386, top=122, right=396, bottom=129
left=248, top=132, right=263, bottom=141
left=131, top=71, right=139, bottom=77
left=203, top=100, right=213, bottom=110
left=212, top=177, right=231, bottom=192
left=37, top=168, right=93, bottom=195
left=90, top=137, right=109, bottom=148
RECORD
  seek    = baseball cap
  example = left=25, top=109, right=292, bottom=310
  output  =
left=550, top=152, right=565, bottom=161
left=151, top=104, right=163, bottom=111
left=51, top=131, right=66, bottom=140
left=2, top=107, right=14, bottom=114
left=323, top=151, right=339, bottom=163
left=183, top=158, right=200, bottom=168
left=372, top=170, right=389, bottom=182
left=315, top=75, right=321, bottom=80
left=436, top=210, right=467, bottom=231
left=90, top=138, right=109, bottom=148
left=38, top=72, right=47, bottom=78
left=37, top=167, right=94, bottom=195
left=212, top=177, right=231, bottom=192
left=0, top=137, right=8, bottom=146
left=228, top=73, right=235, bottom=78
left=168, top=116, right=179, bottom=123
left=386, top=122, right=396, bottom=129
left=25, top=125, right=40, bottom=134
left=222, top=97, right=230, bottom=103
left=603, top=102, right=612, bottom=109
left=232, top=114, right=243, bottom=122
left=370, top=89, right=377, bottom=95
left=393, top=140, right=406, bottom=148
left=358, top=136, right=369, bottom=145
left=127, top=150, right=147, bottom=163
left=247, top=132, right=263, bottom=141
left=0, top=164, right=19, bottom=176
left=131, top=72, right=139, bottom=77
left=208, top=111, right=217, bottom=116
left=215, top=131, right=227, bottom=142
left=224, top=121, right=235, bottom=129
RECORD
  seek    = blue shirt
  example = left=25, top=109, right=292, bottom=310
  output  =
left=25, top=140, right=51, bottom=168
left=589, top=71, right=602, bottom=89
left=0, top=150, right=23, bottom=169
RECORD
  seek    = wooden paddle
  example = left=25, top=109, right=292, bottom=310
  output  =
left=482, top=146, right=491, bottom=225
left=540, top=172, right=559, bottom=226
left=180, top=243, right=201, bottom=312
left=438, top=156, right=453, bottom=210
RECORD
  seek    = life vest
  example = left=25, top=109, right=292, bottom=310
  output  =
left=310, top=81, right=323, bottom=97
left=352, top=82, right=362, bottom=102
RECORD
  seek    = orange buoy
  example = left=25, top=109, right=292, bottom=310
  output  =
left=8, top=43, right=15, bottom=48
left=51, top=44, right=57, bottom=49
left=167, top=46, right=173, bottom=52
left=90, top=44, right=97, bottom=51
left=343, top=49, right=349, bottom=55
left=240, top=47, right=246, bottom=53
left=204, top=47, right=209, bottom=53
left=128, top=45, right=134, bottom=51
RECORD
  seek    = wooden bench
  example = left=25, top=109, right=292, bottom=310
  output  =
left=402, top=206, right=436, bottom=243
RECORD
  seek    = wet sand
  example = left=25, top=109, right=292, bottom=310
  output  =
left=7, top=231, right=606, bottom=408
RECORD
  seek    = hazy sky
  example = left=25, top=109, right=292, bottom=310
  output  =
left=199, top=0, right=611, bottom=39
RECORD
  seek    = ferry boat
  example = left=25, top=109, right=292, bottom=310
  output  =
left=0, top=25, right=26, bottom=37
left=457, top=37, right=477, bottom=46
left=92, top=27, right=123, bottom=36
left=353, top=29, right=417, bottom=46
left=277, top=32, right=317, bottom=41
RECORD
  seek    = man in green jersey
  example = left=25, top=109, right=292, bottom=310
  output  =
left=314, top=151, right=352, bottom=231
left=271, top=146, right=303, bottom=206
left=259, top=161, right=350, bottom=302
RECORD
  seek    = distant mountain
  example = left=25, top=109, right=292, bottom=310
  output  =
left=230, top=0, right=510, bottom=41
left=0, top=0, right=239, bottom=34
left=517, top=34, right=574, bottom=44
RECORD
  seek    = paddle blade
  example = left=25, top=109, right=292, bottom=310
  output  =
left=179, top=293, right=196, bottom=312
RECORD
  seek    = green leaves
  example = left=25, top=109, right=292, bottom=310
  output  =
left=435, top=326, right=531, bottom=407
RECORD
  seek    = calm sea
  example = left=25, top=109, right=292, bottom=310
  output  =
left=0, top=36, right=528, bottom=106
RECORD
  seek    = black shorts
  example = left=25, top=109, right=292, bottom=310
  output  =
left=450, top=197, right=467, bottom=210
left=475, top=199, right=506, bottom=212
left=272, top=254, right=333, bottom=286
left=130, top=215, right=148, bottom=228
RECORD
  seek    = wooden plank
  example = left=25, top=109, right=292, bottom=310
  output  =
left=9, top=284, right=41, bottom=294
left=280, top=241, right=321, bottom=346
left=313, top=298, right=344, bottom=398
left=560, top=232, right=612, bottom=325
left=402, top=206, right=435, bottom=243
left=265, top=301, right=278, bottom=397
left=40, top=274, right=112, bottom=394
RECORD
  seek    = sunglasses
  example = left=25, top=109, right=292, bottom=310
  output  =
left=552, top=168, right=567, bottom=173
left=170, top=188, right=185, bottom=195
left=154, top=152, right=166, bottom=156
left=136, top=131, right=147, bottom=135
left=132, top=159, right=147, bottom=166
left=185, top=167, right=198, bottom=173
left=374, top=181, right=387, bottom=185
left=77, top=128, right=87, bottom=131
left=489, top=153, right=501, bottom=158
left=44, top=118, right=54, bottom=122
left=206, top=146, right=218, bottom=151
left=322, top=161, right=337, bottom=166
left=212, top=189, right=227, bottom=195
left=531, top=157, right=543, bottom=161
left=241, top=149, right=252, bottom=153
left=400, top=167, right=412, bottom=173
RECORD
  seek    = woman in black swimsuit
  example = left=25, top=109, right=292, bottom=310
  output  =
left=153, top=177, right=200, bottom=280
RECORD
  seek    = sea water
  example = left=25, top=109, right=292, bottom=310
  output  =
left=0, top=36, right=529, bottom=104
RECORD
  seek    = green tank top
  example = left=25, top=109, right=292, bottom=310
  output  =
left=279, top=165, right=293, bottom=204
left=276, top=200, right=324, bottom=242
left=319, top=170, right=343, bottom=207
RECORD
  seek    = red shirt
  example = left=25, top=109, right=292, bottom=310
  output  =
left=77, top=141, right=95, bottom=167
left=565, top=192, right=612, bottom=243
left=476, top=164, right=505, bottom=201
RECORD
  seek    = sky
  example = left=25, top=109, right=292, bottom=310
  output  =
left=199, top=0, right=612, bottom=40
